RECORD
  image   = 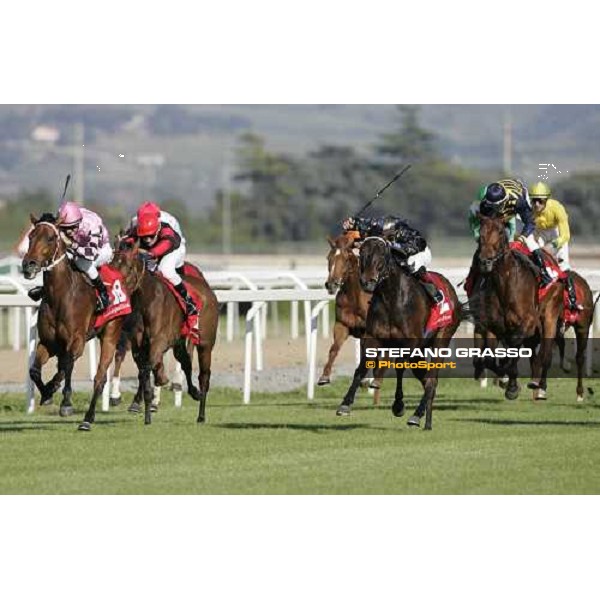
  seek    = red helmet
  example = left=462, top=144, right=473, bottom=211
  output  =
left=138, top=201, right=160, bottom=217
left=136, top=202, right=161, bottom=237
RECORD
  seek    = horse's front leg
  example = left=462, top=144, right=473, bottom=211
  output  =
left=318, top=321, right=349, bottom=386
left=336, top=338, right=370, bottom=416
left=29, top=342, right=59, bottom=404
left=409, top=367, right=438, bottom=430
left=79, top=325, right=120, bottom=431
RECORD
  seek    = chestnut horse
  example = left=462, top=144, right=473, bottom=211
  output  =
left=21, top=213, right=129, bottom=430
left=112, top=245, right=219, bottom=424
left=338, top=237, right=461, bottom=430
left=321, top=233, right=382, bottom=403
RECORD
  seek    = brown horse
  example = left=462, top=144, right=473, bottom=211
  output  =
left=475, top=215, right=565, bottom=400
left=338, top=237, right=461, bottom=430
left=321, top=233, right=383, bottom=402
left=21, top=213, right=128, bottom=430
left=532, top=270, right=594, bottom=401
left=112, top=246, right=219, bottom=424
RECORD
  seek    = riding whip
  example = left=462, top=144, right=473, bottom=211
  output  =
left=354, top=164, right=412, bottom=218
left=59, top=174, right=71, bottom=203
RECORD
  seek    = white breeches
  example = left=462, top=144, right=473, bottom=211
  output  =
left=406, top=246, right=432, bottom=273
left=158, top=242, right=186, bottom=286
left=73, top=244, right=113, bottom=280
left=522, top=233, right=541, bottom=253
left=536, top=228, right=570, bottom=270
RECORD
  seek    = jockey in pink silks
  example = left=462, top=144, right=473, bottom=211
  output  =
left=26, top=202, right=113, bottom=311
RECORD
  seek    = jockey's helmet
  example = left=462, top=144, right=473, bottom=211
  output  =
left=529, top=181, right=551, bottom=201
left=58, top=202, right=83, bottom=228
left=137, top=213, right=160, bottom=239
left=138, top=201, right=161, bottom=217
left=484, top=183, right=507, bottom=204
left=381, top=216, right=398, bottom=237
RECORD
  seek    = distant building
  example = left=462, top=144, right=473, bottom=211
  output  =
left=31, top=125, right=60, bottom=143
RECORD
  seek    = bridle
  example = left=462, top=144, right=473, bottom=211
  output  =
left=360, top=236, right=391, bottom=289
left=478, top=225, right=508, bottom=272
left=30, top=221, right=68, bottom=272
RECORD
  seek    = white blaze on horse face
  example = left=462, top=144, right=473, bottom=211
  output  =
left=329, top=249, right=341, bottom=279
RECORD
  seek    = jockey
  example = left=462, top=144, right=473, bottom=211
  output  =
left=26, top=203, right=112, bottom=311
left=480, top=178, right=553, bottom=286
left=529, top=181, right=582, bottom=311
left=469, top=185, right=516, bottom=243
left=123, top=202, right=198, bottom=326
left=342, top=215, right=443, bottom=304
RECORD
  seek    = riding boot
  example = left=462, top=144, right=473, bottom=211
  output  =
left=531, top=249, right=553, bottom=286
left=174, top=282, right=199, bottom=328
left=415, top=267, right=443, bottom=304
left=566, top=273, right=583, bottom=311
left=27, top=286, right=44, bottom=302
left=91, top=276, right=111, bottom=313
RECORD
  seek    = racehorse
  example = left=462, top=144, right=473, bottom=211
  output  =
left=321, top=233, right=382, bottom=403
left=21, top=213, right=128, bottom=429
left=112, top=244, right=219, bottom=425
left=474, top=215, right=565, bottom=400
left=338, top=237, right=461, bottom=430
left=530, top=269, right=594, bottom=402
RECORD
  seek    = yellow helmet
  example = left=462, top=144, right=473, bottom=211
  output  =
left=529, top=181, right=552, bottom=200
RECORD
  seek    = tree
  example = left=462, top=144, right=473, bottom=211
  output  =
left=376, top=105, right=438, bottom=164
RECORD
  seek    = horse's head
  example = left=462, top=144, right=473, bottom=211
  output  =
left=359, top=237, right=389, bottom=293
left=110, top=240, right=144, bottom=293
left=325, top=233, right=359, bottom=294
left=479, top=215, right=508, bottom=273
left=21, top=213, right=65, bottom=279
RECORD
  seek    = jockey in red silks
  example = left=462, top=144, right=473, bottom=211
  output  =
left=25, top=202, right=112, bottom=312
left=123, top=202, right=198, bottom=327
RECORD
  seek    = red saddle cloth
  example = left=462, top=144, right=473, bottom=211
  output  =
left=510, top=241, right=584, bottom=323
left=157, top=274, right=204, bottom=345
left=94, top=265, right=133, bottom=329
left=422, top=272, right=456, bottom=334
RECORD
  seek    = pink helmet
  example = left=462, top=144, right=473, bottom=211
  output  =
left=58, top=202, right=83, bottom=227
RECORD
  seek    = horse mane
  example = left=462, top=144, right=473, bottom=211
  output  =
left=511, top=247, right=541, bottom=278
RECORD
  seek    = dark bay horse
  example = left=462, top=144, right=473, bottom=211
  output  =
left=113, top=246, right=219, bottom=425
left=475, top=216, right=565, bottom=400
left=338, top=237, right=461, bottom=430
left=21, top=214, right=128, bottom=429
left=321, top=233, right=382, bottom=403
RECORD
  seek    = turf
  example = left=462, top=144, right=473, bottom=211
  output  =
left=1, top=378, right=600, bottom=494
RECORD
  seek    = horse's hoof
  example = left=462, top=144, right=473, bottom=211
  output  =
left=497, top=376, right=509, bottom=389
left=534, top=389, right=547, bottom=401
left=407, top=416, right=421, bottom=428
left=109, top=395, right=122, bottom=407
left=359, top=378, right=371, bottom=389
left=479, top=377, right=488, bottom=389
left=197, top=416, right=206, bottom=424
left=128, top=402, right=141, bottom=413
left=527, top=380, right=540, bottom=390
left=577, top=394, right=584, bottom=403
left=78, top=421, right=91, bottom=432
left=317, top=377, right=330, bottom=386
left=150, top=403, right=159, bottom=413
left=40, top=397, right=54, bottom=406
left=189, top=387, right=202, bottom=402
left=336, top=404, right=351, bottom=416
left=59, top=405, right=74, bottom=417
left=392, top=404, right=405, bottom=418
left=369, top=381, right=381, bottom=390
left=505, top=387, right=520, bottom=401
left=561, top=362, right=572, bottom=374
